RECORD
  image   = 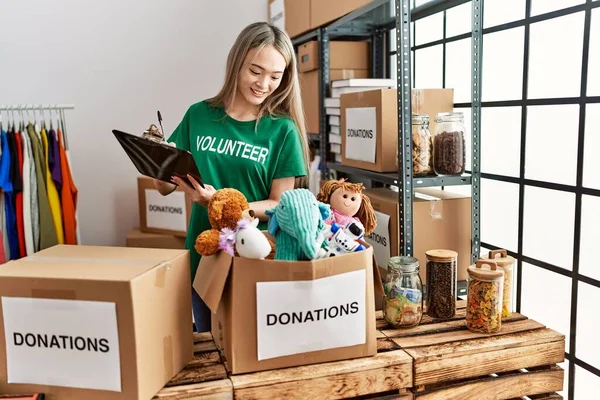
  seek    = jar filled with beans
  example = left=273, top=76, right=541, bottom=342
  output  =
left=425, top=249, right=458, bottom=319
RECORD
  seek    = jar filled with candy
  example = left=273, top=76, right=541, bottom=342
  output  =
left=383, top=256, right=423, bottom=328
left=466, top=259, right=504, bottom=334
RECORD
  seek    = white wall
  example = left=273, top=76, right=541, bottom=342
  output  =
left=0, top=0, right=268, bottom=246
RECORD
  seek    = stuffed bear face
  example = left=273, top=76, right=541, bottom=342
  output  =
left=208, top=188, right=250, bottom=230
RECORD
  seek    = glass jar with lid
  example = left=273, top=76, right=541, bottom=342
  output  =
left=488, top=249, right=515, bottom=318
left=466, top=259, right=504, bottom=334
left=412, top=114, right=433, bottom=177
left=433, top=112, right=466, bottom=176
left=425, top=249, right=458, bottom=319
left=383, top=256, right=423, bottom=328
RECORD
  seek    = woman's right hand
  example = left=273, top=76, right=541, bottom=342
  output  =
left=171, top=174, right=216, bottom=207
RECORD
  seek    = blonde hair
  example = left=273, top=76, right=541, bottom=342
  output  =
left=207, top=22, right=310, bottom=188
left=316, top=179, right=377, bottom=235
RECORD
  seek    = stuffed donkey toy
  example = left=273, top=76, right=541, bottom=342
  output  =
left=265, top=189, right=331, bottom=261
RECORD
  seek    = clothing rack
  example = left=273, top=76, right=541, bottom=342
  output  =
left=0, top=104, right=74, bottom=150
left=0, top=103, right=81, bottom=259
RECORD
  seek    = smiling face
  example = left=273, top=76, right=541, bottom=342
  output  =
left=329, top=188, right=362, bottom=217
left=237, top=44, right=286, bottom=107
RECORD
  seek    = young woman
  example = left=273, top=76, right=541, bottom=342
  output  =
left=154, top=22, right=310, bottom=332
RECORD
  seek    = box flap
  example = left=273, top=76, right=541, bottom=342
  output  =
left=0, top=245, right=186, bottom=281
left=193, top=251, right=233, bottom=314
left=372, top=253, right=384, bottom=297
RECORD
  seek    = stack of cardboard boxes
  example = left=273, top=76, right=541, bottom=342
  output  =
left=297, top=41, right=370, bottom=135
left=268, top=0, right=372, bottom=38
left=125, top=176, right=192, bottom=249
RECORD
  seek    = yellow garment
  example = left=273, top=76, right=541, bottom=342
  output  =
left=41, top=128, right=64, bottom=244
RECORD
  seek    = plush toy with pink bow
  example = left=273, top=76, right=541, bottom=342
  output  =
left=219, top=217, right=273, bottom=260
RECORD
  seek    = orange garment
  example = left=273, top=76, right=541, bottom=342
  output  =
left=57, top=129, right=78, bottom=244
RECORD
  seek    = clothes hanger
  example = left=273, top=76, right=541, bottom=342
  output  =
left=34, top=105, right=41, bottom=134
left=39, top=105, right=46, bottom=131
left=60, top=108, right=69, bottom=150
left=19, top=106, right=25, bottom=132
left=11, top=106, right=15, bottom=132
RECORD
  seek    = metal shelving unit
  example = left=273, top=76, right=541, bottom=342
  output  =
left=292, top=0, right=482, bottom=263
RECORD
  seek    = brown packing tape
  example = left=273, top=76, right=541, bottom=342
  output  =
left=154, top=262, right=171, bottom=288
left=22, top=255, right=164, bottom=266
left=163, top=335, right=173, bottom=381
left=372, top=254, right=384, bottom=297
left=31, top=289, right=77, bottom=300
left=412, top=89, right=423, bottom=111
left=340, top=70, right=359, bottom=79
left=287, top=259, right=336, bottom=281
left=429, top=197, right=443, bottom=220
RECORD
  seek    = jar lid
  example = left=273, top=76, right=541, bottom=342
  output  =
left=468, top=259, right=504, bottom=280
left=435, top=112, right=464, bottom=123
left=425, top=249, right=458, bottom=262
left=412, top=114, right=429, bottom=123
left=388, top=256, right=419, bottom=273
left=488, top=249, right=515, bottom=267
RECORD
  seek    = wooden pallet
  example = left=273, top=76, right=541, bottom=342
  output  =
left=380, top=301, right=566, bottom=400
left=153, top=300, right=565, bottom=400
left=11, top=299, right=563, bottom=399
left=154, top=330, right=413, bottom=400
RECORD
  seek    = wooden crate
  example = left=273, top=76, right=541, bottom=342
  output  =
left=14, top=301, right=564, bottom=399
left=153, top=332, right=232, bottom=399
left=380, top=301, right=566, bottom=400
left=154, top=331, right=413, bottom=400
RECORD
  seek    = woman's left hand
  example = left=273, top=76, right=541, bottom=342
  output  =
left=171, top=174, right=216, bottom=207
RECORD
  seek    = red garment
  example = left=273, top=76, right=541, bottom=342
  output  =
left=13, top=131, right=26, bottom=258
left=58, top=129, right=78, bottom=244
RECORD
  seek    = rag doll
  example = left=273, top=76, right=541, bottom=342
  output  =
left=316, top=178, right=377, bottom=236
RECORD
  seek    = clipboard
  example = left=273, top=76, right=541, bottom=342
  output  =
left=112, top=129, right=204, bottom=188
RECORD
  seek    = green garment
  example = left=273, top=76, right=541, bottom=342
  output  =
left=168, top=101, right=307, bottom=281
left=27, top=124, right=58, bottom=250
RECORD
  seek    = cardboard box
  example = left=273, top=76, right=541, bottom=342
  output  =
left=341, top=88, right=454, bottom=172
left=310, top=0, right=372, bottom=28
left=297, top=41, right=370, bottom=73
left=268, top=0, right=311, bottom=39
left=138, top=176, right=192, bottom=237
left=126, top=228, right=186, bottom=249
left=193, top=241, right=383, bottom=374
left=0, top=245, right=193, bottom=400
left=300, top=69, right=370, bottom=134
left=364, top=187, right=472, bottom=285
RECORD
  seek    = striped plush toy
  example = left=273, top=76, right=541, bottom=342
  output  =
left=265, top=189, right=331, bottom=261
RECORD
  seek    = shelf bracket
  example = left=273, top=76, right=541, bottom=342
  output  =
left=396, top=0, right=413, bottom=257
left=372, top=28, right=386, bottom=79
left=471, top=0, right=483, bottom=263
left=318, top=27, right=330, bottom=181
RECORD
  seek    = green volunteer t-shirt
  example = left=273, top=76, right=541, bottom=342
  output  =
left=167, top=100, right=307, bottom=281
